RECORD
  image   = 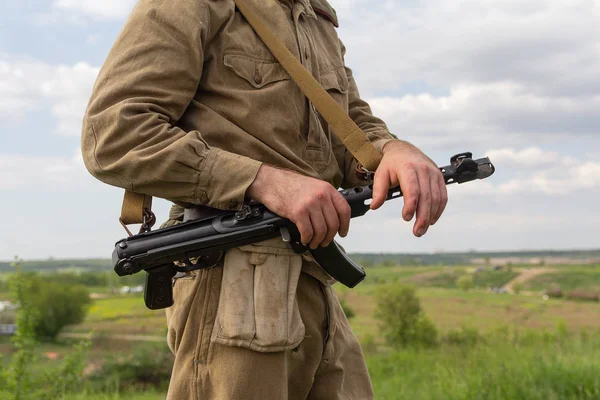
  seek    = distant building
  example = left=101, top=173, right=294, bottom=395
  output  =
left=130, top=285, right=144, bottom=294
left=119, top=285, right=144, bottom=294
left=0, top=324, right=17, bottom=336
left=0, top=301, right=17, bottom=312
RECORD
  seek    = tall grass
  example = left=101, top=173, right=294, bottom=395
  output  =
left=63, top=392, right=163, bottom=400
left=368, top=333, right=600, bottom=400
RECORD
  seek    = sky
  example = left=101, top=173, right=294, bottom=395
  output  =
left=0, top=0, right=598, bottom=260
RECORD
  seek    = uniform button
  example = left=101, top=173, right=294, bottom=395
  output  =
left=254, top=70, right=263, bottom=85
left=228, top=200, right=239, bottom=209
left=199, top=192, right=209, bottom=205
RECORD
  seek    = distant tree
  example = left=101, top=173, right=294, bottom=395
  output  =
left=381, top=259, right=396, bottom=267
left=1, top=259, right=89, bottom=399
left=375, top=284, right=438, bottom=348
left=457, top=275, right=474, bottom=291
left=9, top=274, right=93, bottom=341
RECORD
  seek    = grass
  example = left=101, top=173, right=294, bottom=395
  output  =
left=4, top=262, right=600, bottom=399
left=472, top=269, right=518, bottom=288
left=63, top=391, right=163, bottom=400
left=362, top=266, right=518, bottom=290
left=339, top=285, right=600, bottom=341
left=63, top=295, right=166, bottom=336
left=367, top=337, right=600, bottom=400
left=361, top=266, right=443, bottom=285
left=525, top=270, right=600, bottom=292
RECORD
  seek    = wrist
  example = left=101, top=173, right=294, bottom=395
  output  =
left=246, top=164, right=288, bottom=203
left=382, top=139, right=414, bottom=155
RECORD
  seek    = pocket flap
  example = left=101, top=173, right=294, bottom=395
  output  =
left=238, top=238, right=298, bottom=260
left=224, top=53, right=290, bottom=88
left=320, top=66, right=349, bottom=93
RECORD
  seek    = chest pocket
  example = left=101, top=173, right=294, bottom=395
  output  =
left=319, top=66, right=349, bottom=111
left=224, top=53, right=291, bottom=89
left=319, top=66, right=348, bottom=93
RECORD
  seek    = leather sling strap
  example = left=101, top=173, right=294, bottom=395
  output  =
left=119, top=0, right=383, bottom=230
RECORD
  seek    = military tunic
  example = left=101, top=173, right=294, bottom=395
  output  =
left=82, top=0, right=395, bottom=398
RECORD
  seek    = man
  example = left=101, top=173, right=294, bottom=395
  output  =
left=82, top=0, right=447, bottom=398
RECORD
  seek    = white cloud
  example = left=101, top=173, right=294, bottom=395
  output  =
left=446, top=147, right=600, bottom=196
left=52, top=0, right=137, bottom=20
left=367, top=82, right=600, bottom=149
left=484, top=147, right=569, bottom=168
left=496, top=161, right=600, bottom=195
left=0, top=151, right=94, bottom=191
left=337, top=0, right=599, bottom=97
left=334, top=0, right=600, bottom=160
left=0, top=58, right=99, bottom=137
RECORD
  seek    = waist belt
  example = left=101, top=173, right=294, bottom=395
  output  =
left=183, top=206, right=223, bottom=223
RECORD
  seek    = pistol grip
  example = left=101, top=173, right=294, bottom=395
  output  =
left=144, top=265, right=176, bottom=310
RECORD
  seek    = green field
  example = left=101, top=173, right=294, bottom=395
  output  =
left=2, top=262, right=600, bottom=399
left=524, top=269, right=600, bottom=292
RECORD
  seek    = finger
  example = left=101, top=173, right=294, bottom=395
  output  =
left=397, top=168, right=419, bottom=222
left=429, top=170, right=441, bottom=227
left=295, top=213, right=313, bottom=246
left=309, top=210, right=328, bottom=249
left=331, top=192, right=351, bottom=237
left=413, top=165, right=432, bottom=237
left=321, top=197, right=341, bottom=246
left=370, top=167, right=390, bottom=210
left=432, top=173, right=448, bottom=225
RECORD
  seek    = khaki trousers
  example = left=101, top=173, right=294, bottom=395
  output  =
left=165, top=258, right=374, bottom=400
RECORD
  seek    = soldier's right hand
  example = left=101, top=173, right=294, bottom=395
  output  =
left=246, top=165, right=351, bottom=249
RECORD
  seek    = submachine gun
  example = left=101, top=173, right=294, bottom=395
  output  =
left=113, top=152, right=495, bottom=310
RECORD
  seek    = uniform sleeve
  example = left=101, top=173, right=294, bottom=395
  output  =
left=81, top=0, right=262, bottom=210
left=339, top=40, right=398, bottom=186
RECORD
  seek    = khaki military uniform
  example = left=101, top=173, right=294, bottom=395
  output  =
left=82, top=0, right=396, bottom=398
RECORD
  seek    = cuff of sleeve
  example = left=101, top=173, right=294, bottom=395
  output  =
left=199, top=148, right=263, bottom=210
left=370, top=136, right=398, bottom=154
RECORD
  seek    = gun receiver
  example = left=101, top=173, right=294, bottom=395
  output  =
left=113, top=152, right=494, bottom=310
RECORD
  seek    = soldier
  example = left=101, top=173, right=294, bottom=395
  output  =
left=81, top=0, right=447, bottom=398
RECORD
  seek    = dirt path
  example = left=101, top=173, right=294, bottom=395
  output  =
left=503, top=268, right=557, bottom=293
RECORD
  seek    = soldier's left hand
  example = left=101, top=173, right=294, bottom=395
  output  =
left=370, top=140, right=448, bottom=237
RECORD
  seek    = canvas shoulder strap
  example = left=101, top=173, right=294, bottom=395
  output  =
left=233, top=0, right=382, bottom=171
left=119, top=0, right=383, bottom=232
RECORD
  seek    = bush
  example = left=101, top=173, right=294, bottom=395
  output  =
left=442, top=326, right=482, bottom=347
left=1, top=259, right=89, bottom=400
left=339, top=298, right=356, bottom=320
left=566, top=290, right=599, bottom=302
left=88, top=342, right=174, bottom=391
left=9, top=274, right=93, bottom=341
left=375, top=284, right=438, bottom=348
left=545, top=287, right=563, bottom=298
left=512, top=282, right=524, bottom=294
left=457, top=275, right=474, bottom=291
left=361, top=333, right=377, bottom=354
